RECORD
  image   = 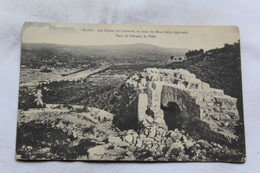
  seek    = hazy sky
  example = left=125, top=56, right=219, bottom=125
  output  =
left=22, top=22, right=240, bottom=50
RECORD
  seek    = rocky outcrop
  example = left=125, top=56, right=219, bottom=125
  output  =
left=86, top=120, right=235, bottom=161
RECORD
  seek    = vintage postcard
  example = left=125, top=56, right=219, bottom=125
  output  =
left=16, top=22, right=245, bottom=162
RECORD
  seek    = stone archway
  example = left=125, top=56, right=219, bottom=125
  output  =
left=126, top=68, right=240, bottom=143
left=161, top=102, right=182, bottom=130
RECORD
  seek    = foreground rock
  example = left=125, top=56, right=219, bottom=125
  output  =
left=86, top=112, right=239, bottom=161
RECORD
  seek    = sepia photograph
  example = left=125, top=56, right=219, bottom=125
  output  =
left=16, top=22, right=245, bottom=162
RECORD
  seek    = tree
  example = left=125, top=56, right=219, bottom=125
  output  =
left=185, top=49, right=204, bottom=57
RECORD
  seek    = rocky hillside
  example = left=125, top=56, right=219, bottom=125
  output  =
left=88, top=115, right=245, bottom=162
left=16, top=105, right=245, bottom=161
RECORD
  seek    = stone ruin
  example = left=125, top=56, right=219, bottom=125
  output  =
left=126, top=68, right=240, bottom=144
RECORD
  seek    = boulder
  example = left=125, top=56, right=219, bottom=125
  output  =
left=166, top=141, right=185, bottom=159
left=171, top=141, right=185, bottom=150
left=144, top=157, right=153, bottom=161
left=195, top=143, right=201, bottom=148
left=197, top=139, right=212, bottom=149
left=136, top=138, right=143, bottom=148
left=168, top=130, right=182, bottom=141
left=144, top=129, right=150, bottom=137
left=149, top=127, right=156, bottom=138
left=184, top=139, right=194, bottom=149
left=216, top=143, right=223, bottom=149
left=124, top=135, right=134, bottom=144
left=88, top=144, right=131, bottom=160
left=165, top=137, right=173, bottom=147
left=224, top=122, right=230, bottom=127
left=151, top=143, right=160, bottom=152
left=156, top=127, right=165, bottom=137
left=146, top=116, right=154, bottom=123
left=117, top=140, right=130, bottom=148
left=154, top=117, right=165, bottom=127
left=132, top=132, right=139, bottom=145
left=108, top=136, right=122, bottom=145
left=139, top=134, right=146, bottom=141
left=157, top=157, right=167, bottom=161
left=181, top=135, right=187, bottom=142
left=144, top=141, right=153, bottom=149
left=127, top=129, right=135, bottom=135
left=174, top=128, right=180, bottom=133
left=27, top=146, right=33, bottom=151
left=154, top=135, right=162, bottom=142
left=87, top=145, right=106, bottom=160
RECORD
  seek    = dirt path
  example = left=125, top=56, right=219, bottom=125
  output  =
left=19, top=65, right=110, bottom=88
left=60, top=65, right=110, bottom=81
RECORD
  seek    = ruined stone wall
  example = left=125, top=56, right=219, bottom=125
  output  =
left=126, top=68, right=240, bottom=143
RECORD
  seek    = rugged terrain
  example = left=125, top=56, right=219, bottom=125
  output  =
left=16, top=104, right=244, bottom=161
left=16, top=42, right=245, bottom=162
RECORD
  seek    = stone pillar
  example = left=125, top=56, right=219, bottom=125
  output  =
left=150, top=82, right=167, bottom=130
left=138, top=93, right=148, bottom=122
left=150, top=82, right=163, bottom=118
